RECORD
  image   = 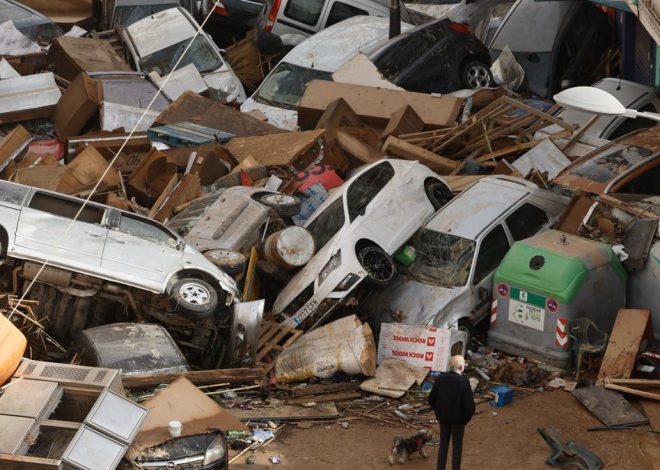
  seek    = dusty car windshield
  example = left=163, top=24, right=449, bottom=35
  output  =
left=570, top=145, right=653, bottom=183
left=254, top=63, right=333, bottom=110
left=410, top=229, right=476, bottom=288
left=113, top=5, right=171, bottom=27
left=139, top=35, right=222, bottom=75
left=306, top=197, right=346, bottom=251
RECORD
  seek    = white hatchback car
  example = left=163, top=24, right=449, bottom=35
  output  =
left=274, top=159, right=453, bottom=331
left=362, top=177, right=569, bottom=332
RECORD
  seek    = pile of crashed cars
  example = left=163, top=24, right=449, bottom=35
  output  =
left=0, top=0, right=658, bottom=468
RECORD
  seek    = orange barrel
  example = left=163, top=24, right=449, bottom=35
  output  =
left=0, top=313, right=26, bottom=386
left=264, top=227, right=315, bottom=271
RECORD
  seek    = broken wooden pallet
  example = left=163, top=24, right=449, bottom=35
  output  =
left=257, top=320, right=303, bottom=363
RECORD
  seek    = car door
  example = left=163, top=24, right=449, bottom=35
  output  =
left=469, top=224, right=511, bottom=322
left=275, top=0, right=327, bottom=37
left=15, top=191, right=108, bottom=269
left=101, top=211, right=183, bottom=291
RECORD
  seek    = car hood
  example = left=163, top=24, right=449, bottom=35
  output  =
left=364, top=273, right=465, bottom=326
left=273, top=232, right=344, bottom=313
left=240, top=98, right=299, bottom=131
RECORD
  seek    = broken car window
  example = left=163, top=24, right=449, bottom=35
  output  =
left=473, top=225, right=510, bottom=285
left=28, top=192, right=105, bottom=225
left=117, top=214, right=178, bottom=246
left=569, top=145, right=654, bottom=183
left=410, top=230, right=476, bottom=288
left=505, top=203, right=549, bottom=241
left=346, top=162, right=395, bottom=221
left=140, top=35, right=222, bottom=76
left=326, top=2, right=368, bottom=28
left=284, top=0, right=325, bottom=26
left=113, top=5, right=171, bottom=27
left=306, top=197, right=346, bottom=251
left=255, top=63, right=332, bottom=109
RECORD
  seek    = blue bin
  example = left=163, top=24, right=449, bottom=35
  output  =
left=489, top=385, right=513, bottom=407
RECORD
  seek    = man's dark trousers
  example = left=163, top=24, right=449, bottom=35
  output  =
left=428, top=370, right=474, bottom=470
left=437, top=423, right=465, bottom=470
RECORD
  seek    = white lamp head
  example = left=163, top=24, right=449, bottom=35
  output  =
left=553, top=86, right=628, bottom=116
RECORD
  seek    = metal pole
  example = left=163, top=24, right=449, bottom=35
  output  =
left=389, top=0, right=401, bottom=39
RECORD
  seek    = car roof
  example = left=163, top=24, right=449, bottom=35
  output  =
left=126, top=7, right=196, bottom=57
left=282, top=16, right=412, bottom=72
left=425, top=177, right=533, bottom=240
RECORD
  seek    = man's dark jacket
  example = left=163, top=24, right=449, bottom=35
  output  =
left=428, top=371, right=475, bottom=424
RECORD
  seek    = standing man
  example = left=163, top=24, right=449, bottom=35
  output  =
left=428, top=355, right=475, bottom=470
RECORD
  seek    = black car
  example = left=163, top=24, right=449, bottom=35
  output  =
left=0, top=0, right=62, bottom=44
left=205, top=0, right=265, bottom=47
left=368, top=18, right=493, bottom=94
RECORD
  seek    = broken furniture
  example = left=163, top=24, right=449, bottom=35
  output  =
left=568, top=318, right=609, bottom=381
left=538, top=427, right=603, bottom=470
left=0, top=359, right=147, bottom=469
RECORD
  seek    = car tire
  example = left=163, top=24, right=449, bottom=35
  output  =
left=425, top=180, right=452, bottom=210
left=256, top=260, right=292, bottom=286
left=259, top=193, right=301, bottom=217
left=204, top=249, right=247, bottom=275
left=358, top=245, right=395, bottom=288
left=170, top=278, right=219, bottom=320
left=460, top=61, right=493, bottom=89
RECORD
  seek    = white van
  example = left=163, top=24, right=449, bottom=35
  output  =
left=255, top=0, right=414, bottom=48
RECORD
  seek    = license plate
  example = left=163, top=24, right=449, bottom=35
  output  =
left=292, top=297, right=320, bottom=326
left=508, top=299, right=545, bottom=331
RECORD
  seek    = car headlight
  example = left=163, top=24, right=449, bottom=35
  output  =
left=203, top=435, right=226, bottom=466
left=220, top=78, right=238, bottom=95
left=318, top=251, right=341, bottom=285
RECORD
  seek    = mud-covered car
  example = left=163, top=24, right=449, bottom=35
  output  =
left=0, top=179, right=239, bottom=320
left=362, top=177, right=569, bottom=333
left=273, top=159, right=453, bottom=331
left=0, top=0, right=63, bottom=44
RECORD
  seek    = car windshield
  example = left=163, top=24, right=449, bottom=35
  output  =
left=306, top=197, right=346, bottom=251
left=409, top=229, right=476, bottom=288
left=254, top=62, right=333, bottom=110
left=139, top=35, right=222, bottom=75
left=113, top=5, right=172, bottom=27
left=569, top=145, right=653, bottom=183
left=371, top=19, right=448, bottom=81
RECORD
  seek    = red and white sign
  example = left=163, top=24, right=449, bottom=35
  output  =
left=378, top=323, right=453, bottom=372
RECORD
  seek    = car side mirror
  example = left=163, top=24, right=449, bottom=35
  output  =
left=176, top=241, right=185, bottom=251
left=478, top=287, right=490, bottom=302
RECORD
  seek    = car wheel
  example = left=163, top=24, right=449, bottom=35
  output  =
left=425, top=180, right=452, bottom=210
left=256, top=260, right=292, bottom=286
left=259, top=193, right=301, bottom=217
left=461, top=61, right=493, bottom=89
left=170, top=278, right=219, bottom=320
left=358, top=246, right=395, bottom=287
left=204, top=249, right=247, bottom=275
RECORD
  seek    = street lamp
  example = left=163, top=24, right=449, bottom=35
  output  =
left=554, top=86, right=660, bottom=122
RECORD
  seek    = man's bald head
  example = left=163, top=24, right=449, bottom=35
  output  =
left=449, top=355, right=465, bottom=373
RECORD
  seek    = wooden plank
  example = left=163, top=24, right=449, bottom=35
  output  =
left=289, top=382, right=360, bottom=398
left=0, top=454, right=60, bottom=469
left=40, top=419, right=81, bottom=430
left=443, top=175, right=485, bottom=193
left=230, top=402, right=339, bottom=421
left=572, top=386, right=649, bottom=427
left=609, top=378, right=660, bottom=388
left=289, top=391, right=362, bottom=405
left=604, top=381, right=660, bottom=402
left=224, top=129, right=324, bottom=169
left=598, top=309, right=652, bottom=383
left=122, top=368, right=265, bottom=389
left=335, top=130, right=383, bottom=165
left=382, top=136, right=458, bottom=173
left=640, top=400, right=660, bottom=430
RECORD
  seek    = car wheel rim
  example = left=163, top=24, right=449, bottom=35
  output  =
left=179, top=282, right=211, bottom=306
left=430, top=185, right=450, bottom=206
left=361, top=249, right=393, bottom=281
left=466, top=64, right=490, bottom=88
left=264, top=194, right=296, bottom=206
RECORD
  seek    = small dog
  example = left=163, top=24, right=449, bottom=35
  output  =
left=388, top=429, right=434, bottom=465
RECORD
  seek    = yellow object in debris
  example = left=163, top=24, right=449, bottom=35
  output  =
left=0, top=313, right=26, bottom=386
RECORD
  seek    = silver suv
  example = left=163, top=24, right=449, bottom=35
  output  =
left=0, top=180, right=239, bottom=318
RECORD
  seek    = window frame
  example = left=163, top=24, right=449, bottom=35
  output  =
left=112, top=211, right=180, bottom=247
left=283, top=0, right=327, bottom=27
left=504, top=202, right=549, bottom=242
left=471, top=224, right=510, bottom=286
left=325, top=1, right=368, bottom=28
left=27, top=191, right=107, bottom=226
left=345, top=161, right=395, bottom=222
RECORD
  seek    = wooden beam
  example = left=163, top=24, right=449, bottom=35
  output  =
left=40, top=419, right=81, bottom=430
left=608, top=378, right=660, bottom=388
left=122, top=368, right=265, bottom=389
left=604, top=381, right=660, bottom=401
left=0, top=454, right=60, bottom=470
left=382, top=136, right=458, bottom=173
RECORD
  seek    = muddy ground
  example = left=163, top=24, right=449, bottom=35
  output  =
left=230, top=390, right=660, bottom=469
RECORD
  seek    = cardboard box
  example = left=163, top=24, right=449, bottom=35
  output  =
left=377, top=323, right=463, bottom=372
left=298, top=80, right=464, bottom=130
left=48, top=37, right=131, bottom=81
left=53, top=73, right=103, bottom=139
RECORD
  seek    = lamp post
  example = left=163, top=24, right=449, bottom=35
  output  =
left=553, top=86, right=660, bottom=122
left=389, top=0, right=401, bottom=39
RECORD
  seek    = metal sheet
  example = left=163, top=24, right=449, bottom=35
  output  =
left=0, top=379, right=61, bottom=419
left=0, top=415, right=37, bottom=454
left=62, top=425, right=128, bottom=470
left=227, top=299, right=265, bottom=367
left=513, top=139, right=571, bottom=180
left=84, top=388, right=148, bottom=444
left=101, top=101, right=159, bottom=132
left=572, top=386, right=648, bottom=427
